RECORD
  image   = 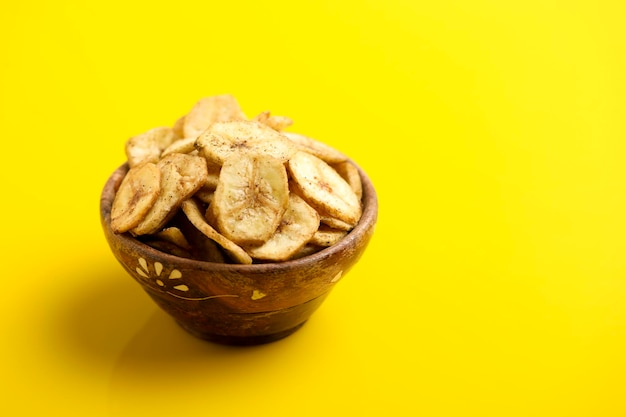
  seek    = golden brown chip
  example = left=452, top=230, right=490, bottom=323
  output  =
left=125, top=127, right=178, bottom=168
left=110, top=163, right=161, bottom=234
left=211, top=153, right=289, bottom=245
left=331, top=161, right=363, bottom=201
left=195, top=120, right=298, bottom=166
left=154, top=227, right=192, bottom=251
left=253, top=111, right=294, bottom=131
left=204, top=201, right=219, bottom=228
left=181, top=199, right=252, bottom=264
left=161, top=137, right=196, bottom=157
left=172, top=115, right=186, bottom=139
left=288, top=151, right=362, bottom=227
left=194, top=186, right=215, bottom=205
left=244, top=193, right=320, bottom=261
left=289, top=244, right=322, bottom=260
left=183, top=95, right=247, bottom=139
left=319, top=216, right=355, bottom=231
left=131, top=154, right=208, bottom=235
left=283, top=132, right=348, bottom=164
left=204, top=162, right=221, bottom=189
left=310, top=225, right=348, bottom=247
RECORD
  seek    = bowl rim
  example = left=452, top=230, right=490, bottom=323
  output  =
left=101, top=160, right=378, bottom=272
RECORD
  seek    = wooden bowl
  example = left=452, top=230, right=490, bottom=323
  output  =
left=100, top=162, right=378, bottom=345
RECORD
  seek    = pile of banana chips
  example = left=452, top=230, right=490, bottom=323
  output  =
left=111, top=95, right=363, bottom=264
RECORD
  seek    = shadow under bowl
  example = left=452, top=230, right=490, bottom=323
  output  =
left=100, top=162, right=378, bottom=346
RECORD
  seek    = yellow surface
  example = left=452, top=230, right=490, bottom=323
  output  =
left=2, top=1, right=626, bottom=416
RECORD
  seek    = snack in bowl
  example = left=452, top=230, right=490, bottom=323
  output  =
left=100, top=94, right=378, bottom=345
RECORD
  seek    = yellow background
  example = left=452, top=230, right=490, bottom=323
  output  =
left=2, top=1, right=625, bottom=416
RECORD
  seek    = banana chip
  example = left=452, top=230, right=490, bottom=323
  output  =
left=319, top=216, right=355, bottom=231
left=110, top=163, right=161, bottom=233
left=131, top=153, right=208, bottom=235
left=244, top=193, right=320, bottom=261
left=253, top=111, right=293, bottom=131
left=194, top=186, right=215, bottom=205
left=172, top=115, right=186, bottom=139
left=181, top=199, right=252, bottom=264
left=125, top=127, right=178, bottom=168
left=283, top=132, right=347, bottom=164
left=288, top=151, right=362, bottom=227
left=154, top=226, right=193, bottom=251
left=310, top=225, right=348, bottom=247
left=161, top=137, right=196, bottom=157
left=211, top=153, right=289, bottom=245
left=195, top=120, right=298, bottom=165
left=183, top=95, right=247, bottom=139
left=332, top=161, right=363, bottom=201
left=289, top=244, right=322, bottom=260
left=179, top=162, right=220, bottom=205
left=204, top=162, right=221, bottom=190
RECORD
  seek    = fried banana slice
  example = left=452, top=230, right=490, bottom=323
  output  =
left=309, top=225, right=348, bottom=247
left=253, top=111, right=293, bottom=131
left=161, top=137, right=196, bottom=157
left=181, top=161, right=220, bottom=205
left=125, top=127, right=178, bottom=167
left=283, top=132, right=347, bottom=164
left=211, top=153, right=289, bottom=245
left=181, top=199, right=252, bottom=264
left=183, top=94, right=247, bottom=139
left=110, top=163, right=161, bottom=233
left=203, top=162, right=221, bottom=190
left=319, top=216, right=355, bottom=231
left=172, top=115, right=186, bottom=139
left=131, top=153, right=208, bottom=235
left=289, top=244, right=322, bottom=260
left=195, top=120, right=298, bottom=166
left=154, top=226, right=192, bottom=251
left=331, top=160, right=363, bottom=201
left=244, top=193, right=319, bottom=261
left=288, top=151, right=362, bottom=227
left=194, top=186, right=215, bottom=205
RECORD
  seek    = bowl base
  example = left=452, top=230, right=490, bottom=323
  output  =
left=175, top=320, right=307, bottom=346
